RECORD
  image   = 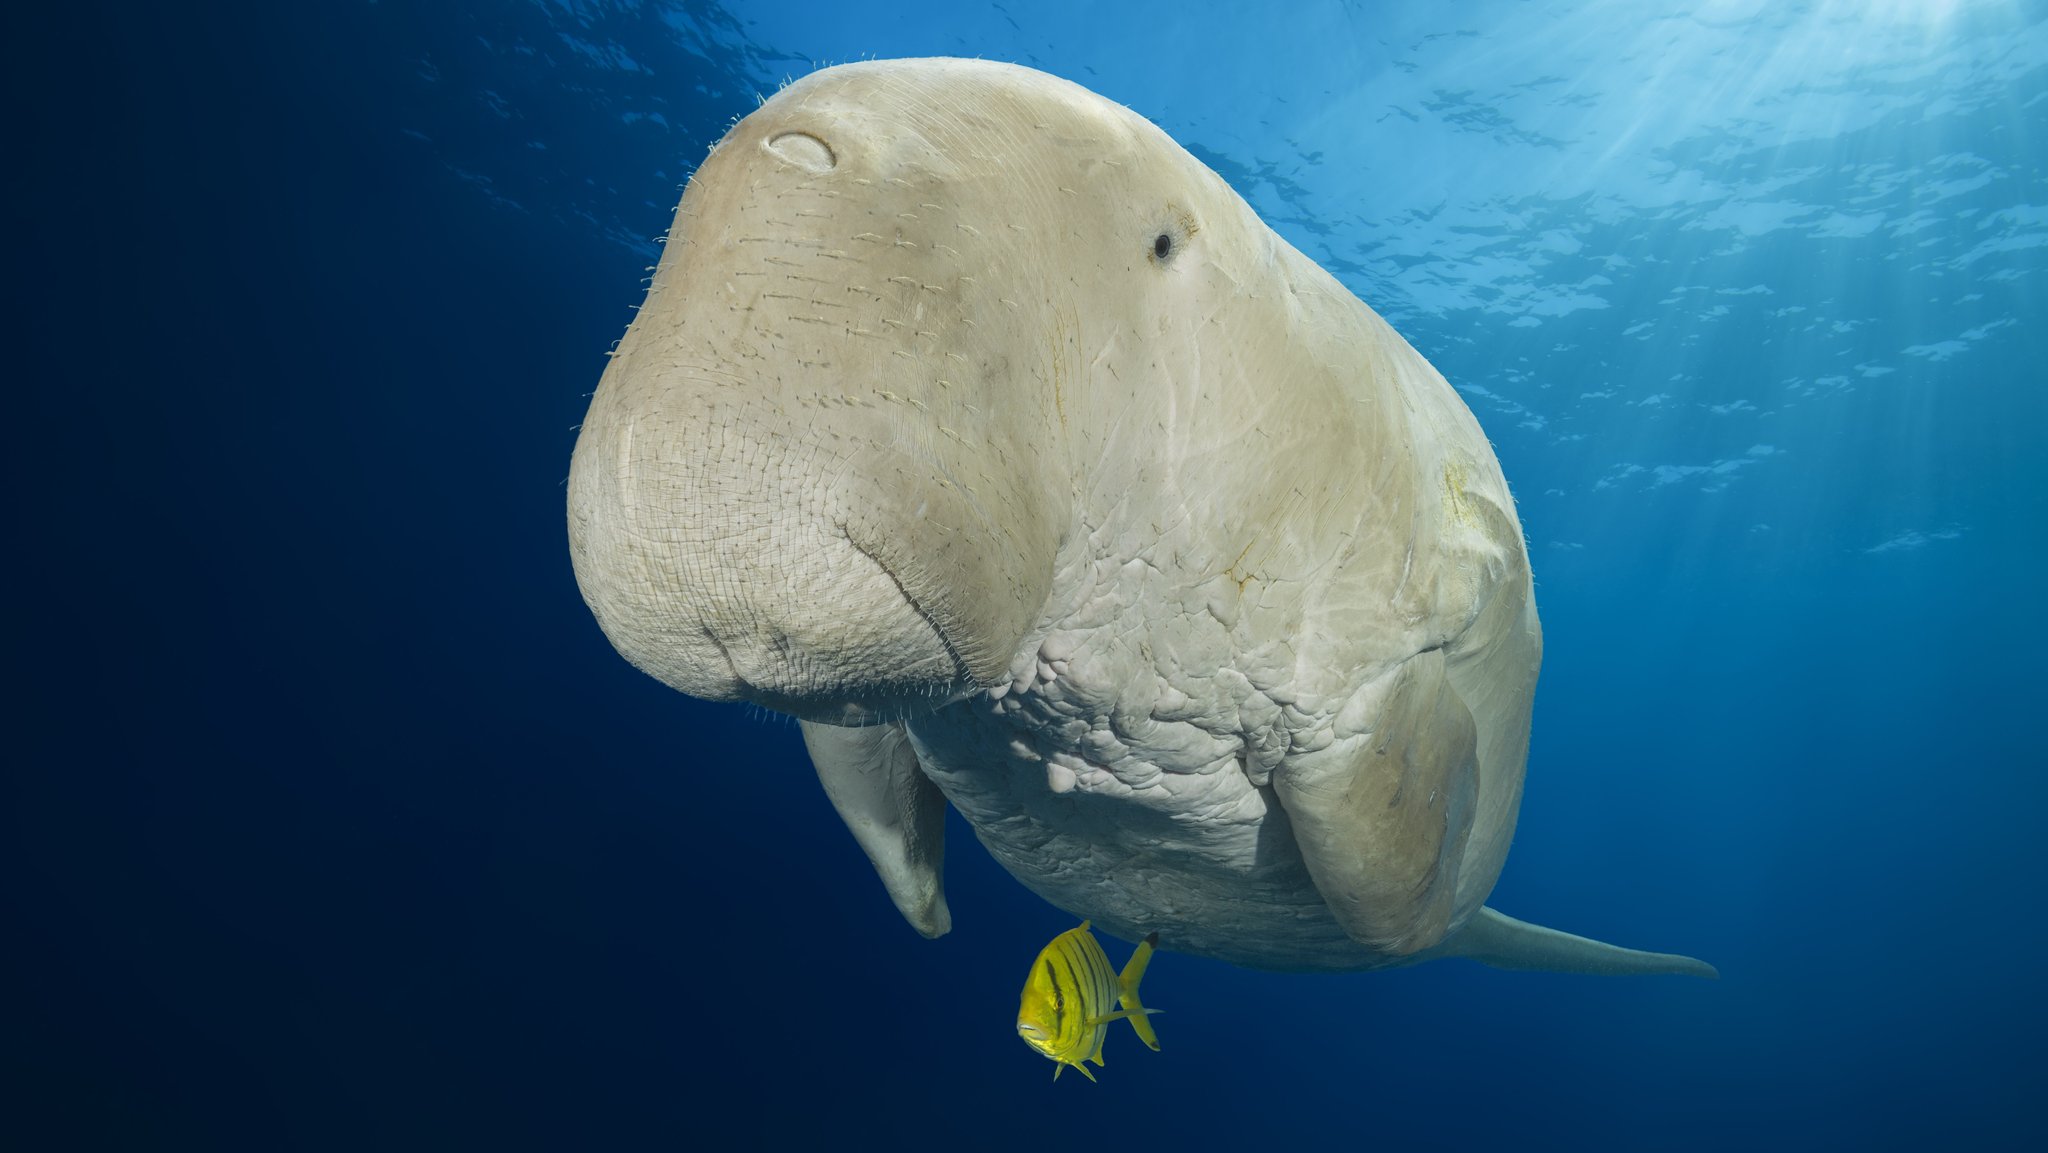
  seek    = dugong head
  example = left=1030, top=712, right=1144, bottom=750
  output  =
left=569, top=59, right=1239, bottom=724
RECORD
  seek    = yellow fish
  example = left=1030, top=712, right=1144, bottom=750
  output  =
left=1016, top=921, right=1161, bottom=1082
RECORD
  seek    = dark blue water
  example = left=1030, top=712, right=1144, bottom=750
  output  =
left=15, top=2, right=2044, bottom=1149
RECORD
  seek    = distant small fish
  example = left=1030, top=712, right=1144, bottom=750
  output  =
left=1016, top=921, right=1160, bottom=1082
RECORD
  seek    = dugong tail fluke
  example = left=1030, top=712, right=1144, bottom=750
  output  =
left=1436, top=908, right=1720, bottom=978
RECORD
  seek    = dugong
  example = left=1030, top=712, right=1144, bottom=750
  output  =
left=567, top=58, right=1713, bottom=977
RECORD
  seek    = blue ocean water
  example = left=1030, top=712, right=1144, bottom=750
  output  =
left=13, top=1, right=2044, bottom=1148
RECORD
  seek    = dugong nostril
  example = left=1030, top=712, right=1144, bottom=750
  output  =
left=764, top=131, right=836, bottom=173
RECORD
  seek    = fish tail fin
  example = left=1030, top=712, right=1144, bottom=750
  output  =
left=1118, top=931, right=1162, bottom=1051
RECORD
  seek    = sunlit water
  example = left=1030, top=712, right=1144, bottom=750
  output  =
left=21, top=2, right=2043, bottom=1149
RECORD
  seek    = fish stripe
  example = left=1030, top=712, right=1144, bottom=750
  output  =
left=1087, top=935, right=1115, bottom=1008
left=1050, top=944, right=1088, bottom=1053
left=1044, top=958, right=1065, bottom=1035
left=1048, top=933, right=1097, bottom=1056
left=1073, top=937, right=1104, bottom=1016
left=1081, top=933, right=1115, bottom=1064
left=1054, top=931, right=1114, bottom=1039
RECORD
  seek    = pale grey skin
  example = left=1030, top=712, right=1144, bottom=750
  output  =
left=567, top=58, right=1713, bottom=977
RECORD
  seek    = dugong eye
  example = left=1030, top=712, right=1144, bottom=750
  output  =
left=1150, top=212, right=1196, bottom=266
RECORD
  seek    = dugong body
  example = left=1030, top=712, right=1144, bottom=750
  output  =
left=568, top=58, right=1711, bottom=976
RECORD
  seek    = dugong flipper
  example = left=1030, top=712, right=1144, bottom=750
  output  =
left=800, top=719, right=950, bottom=938
left=1274, top=650, right=1481, bottom=956
left=566, top=57, right=1713, bottom=978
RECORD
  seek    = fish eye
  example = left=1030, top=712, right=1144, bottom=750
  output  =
left=1154, top=233, right=1172, bottom=259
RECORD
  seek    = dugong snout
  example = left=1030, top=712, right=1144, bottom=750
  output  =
left=567, top=395, right=996, bottom=724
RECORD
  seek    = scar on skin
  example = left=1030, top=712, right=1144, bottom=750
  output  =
left=1225, top=539, right=1259, bottom=593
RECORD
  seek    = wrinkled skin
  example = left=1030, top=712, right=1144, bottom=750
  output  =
left=567, top=58, right=1711, bottom=976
